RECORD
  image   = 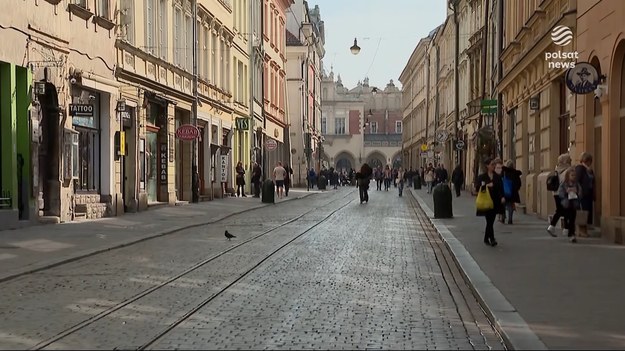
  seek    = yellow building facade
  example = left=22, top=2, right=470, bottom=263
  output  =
left=499, top=0, right=576, bottom=218
left=116, top=0, right=238, bottom=207
left=575, top=0, right=625, bottom=243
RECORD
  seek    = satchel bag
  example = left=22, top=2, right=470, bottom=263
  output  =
left=575, top=210, right=589, bottom=226
left=476, top=186, right=494, bottom=213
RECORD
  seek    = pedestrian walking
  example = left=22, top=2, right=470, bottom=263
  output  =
left=574, top=152, right=595, bottom=236
left=235, top=161, right=246, bottom=197
left=356, top=163, right=373, bottom=204
left=547, top=153, right=573, bottom=237
left=558, top=167, right=582, bottom=243
left=451, top=164, right=464, bottom=197
left=475, top=158, right=505, bottom=247
left=425, top=164, right=435, bottom=194
left=501, top=160, right=522, bottom=224
left=284, top=164, right=293, bottom=197
left=273, top=161, right=287, bottom=199
left=397, top=167, right=405, bottom=197
left=383, top=165, right=392, bottom=191
left=251, top=161, right=262, bottom=198
left=374, top=167, right=383, bottom=191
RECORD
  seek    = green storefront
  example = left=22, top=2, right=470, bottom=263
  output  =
left=0, top=61, right=32, bottom=225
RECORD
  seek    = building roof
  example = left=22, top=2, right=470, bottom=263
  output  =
left=286, top=30, right=303, bottom=46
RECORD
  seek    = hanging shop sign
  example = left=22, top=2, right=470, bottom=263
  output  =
left=565, top=63, right=600, bottom=95
left=175, top=124, right=200, bottom=140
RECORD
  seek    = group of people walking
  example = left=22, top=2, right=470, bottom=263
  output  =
left=474, top=151, right=594, bottom=247
left=545, top=152, right=595, bottom=243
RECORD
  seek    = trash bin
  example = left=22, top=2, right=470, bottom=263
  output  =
left=413, top=174, right=422, bottom=190
left=432, top=183, right=453, bottom=218
left=318, top=175, right=327, bottom=190
left=261, top=179, right=275, bottom=204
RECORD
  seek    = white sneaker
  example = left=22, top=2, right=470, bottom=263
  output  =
left=547, top=225, right=557, bottom=237
left=562, top=229, right=569, bottom=237
left=570, top=236, right=577, bottom=243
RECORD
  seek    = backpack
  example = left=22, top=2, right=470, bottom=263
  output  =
left=503, top=175, right=513, bottom=198
left=546, top=171, right=560, bottom=191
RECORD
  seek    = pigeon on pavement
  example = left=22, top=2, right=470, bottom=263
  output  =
left=225, top=230, right=236, bottom=240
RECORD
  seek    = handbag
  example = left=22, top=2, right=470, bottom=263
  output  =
left=576, top=210, right=589, bottom=226
left=476, top=186, right=494, bottom=212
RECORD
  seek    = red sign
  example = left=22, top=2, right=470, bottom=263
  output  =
left=175, top=124, right=200, bottom=140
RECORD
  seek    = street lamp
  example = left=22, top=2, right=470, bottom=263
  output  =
left=484, top=113, right=495, bottom=128
left=350, top=38, right=361, bottom=55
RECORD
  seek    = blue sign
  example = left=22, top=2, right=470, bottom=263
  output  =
left=565, top=63, right=599, bottom=95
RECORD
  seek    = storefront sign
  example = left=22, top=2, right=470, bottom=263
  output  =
left=235, top=117, right=250, bottom=130
left=565, top=63, right=600, bottom=95
left=220, top=155, right=228, bottom=183
left=69, top=104, right=95, bottom=117
left=175, top=124, right=200, bottom=140
left=265, top=138, right=278, bottom=151
left=160, top=143, right=168, bottom=185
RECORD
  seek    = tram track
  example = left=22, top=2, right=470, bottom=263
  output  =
left=0, top=192, right=320, bottom=285
left=29, top=191, right=356, bottom=350
left=406, top=192, right=506, bottom=351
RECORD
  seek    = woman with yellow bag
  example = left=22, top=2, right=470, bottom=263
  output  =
left=475, top=158, right=506, bottom=247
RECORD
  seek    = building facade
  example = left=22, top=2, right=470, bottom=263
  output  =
left=261, top=0, right=293, bottom=174
left=286, top=1, right=325, bottom=186
left=321, top=73, right=402, bottom=172
left=574, top=0, right=625, bottom=243
left=1, top=0, right=120, bottom=229
left=401, top=0, right=472, bottom=177
left=498, top=0, right=577, bottom=218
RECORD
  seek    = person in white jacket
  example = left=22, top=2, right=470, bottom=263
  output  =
left=547, top=153, right=573, bottom=237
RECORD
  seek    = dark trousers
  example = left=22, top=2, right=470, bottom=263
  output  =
left=359, top=185, right=369, bottom=203
left=285, top=179, right=290, bottom=196
left=384, top=178, right=391, bottom=190
left=550, top=195, right=568, bottom=229
left=565, top=207, right=577, bottom=236
left=253, top=180, right=261, bottom=197
left=376, top=179, right=382, bottom=190
left=484, top=211, right=497, bottom=243
left=453, top=183, right=462, bottom=197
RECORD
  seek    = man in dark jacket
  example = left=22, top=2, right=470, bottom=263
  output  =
left=451, top=165, right=464, bottom=197
left=502, top=160, right=523, bottom=224
left=251, top=162, right=262, bottom=198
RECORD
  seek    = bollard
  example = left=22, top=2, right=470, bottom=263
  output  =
left=413, top=174, right=422, bottom=190
left=261, top=179, right=275, bottom=204
left=432, top=183, right=453, bottom=218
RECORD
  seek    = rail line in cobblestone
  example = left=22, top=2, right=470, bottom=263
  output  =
left=137, top=195, right=356, bottom=350
left=0, top=193, right=324, bottom=285
left=406, top=193, right=507, bottom=351
left=30, top=191, right=356, bottom=350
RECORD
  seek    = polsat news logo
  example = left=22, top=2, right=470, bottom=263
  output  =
left=545, top=25, right=578, bottom=69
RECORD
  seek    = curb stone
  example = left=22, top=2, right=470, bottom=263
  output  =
left=409, top=189, right=547, bottom=351
left=0, top=192, right=315, bottom=283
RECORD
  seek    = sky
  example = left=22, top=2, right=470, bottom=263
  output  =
left=308, top=0, right=448, bottom=90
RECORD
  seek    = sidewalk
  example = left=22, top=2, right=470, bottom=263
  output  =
left=411, top=187, right=625, bottom=350
left=0, top=188, right=317, bottom=283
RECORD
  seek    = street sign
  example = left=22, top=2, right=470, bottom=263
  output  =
left=265, top=138, right=278, bottom=151
left=420, top=144, right=428, bottom=152
left=436, top=130, right=449, bottom=143
left=481, top=99, right=497, bottom=114
left=455, top=140, right=465, bottom=150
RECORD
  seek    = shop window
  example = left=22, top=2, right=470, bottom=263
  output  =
left=64, top=129, right=80, bottom=181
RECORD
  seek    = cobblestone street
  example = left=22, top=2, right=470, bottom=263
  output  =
left=0, top=187, right=504, bottom=350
